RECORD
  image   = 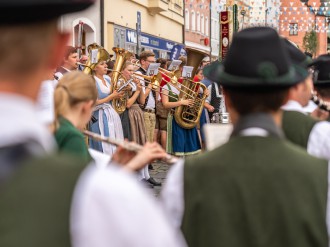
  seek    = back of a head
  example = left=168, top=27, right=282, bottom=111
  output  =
left=54, top=71, right=97, bottom=128
left=139, top=51, right=155, bottom=61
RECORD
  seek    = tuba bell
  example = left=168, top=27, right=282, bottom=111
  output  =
left=174, top=47, right=208, bottom=129
left=111, top=47, right=133, bottom=114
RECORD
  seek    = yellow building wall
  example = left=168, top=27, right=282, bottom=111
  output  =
left=104, top=0, right=184, bottom=51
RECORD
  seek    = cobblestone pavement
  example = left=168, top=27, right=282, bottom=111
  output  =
left=148, top=161, right=170, bottom=196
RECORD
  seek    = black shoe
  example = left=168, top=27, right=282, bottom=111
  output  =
left=141, top=179, right=154, bottom=189
left=148, top=164, right=154, bottom=170
left=147, top=177, right=162, bottom=186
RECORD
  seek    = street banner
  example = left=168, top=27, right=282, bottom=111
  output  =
left=220, top=11, right=230, bottom=61
left=170, top=44, right=184, bottom=60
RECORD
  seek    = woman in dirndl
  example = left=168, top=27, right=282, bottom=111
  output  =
left=88, top=47, right=124, bottom=157
left=162, top=83, right=201, bottom=156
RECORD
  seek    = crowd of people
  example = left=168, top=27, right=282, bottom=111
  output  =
left=4, top=0, right=330, bottom=247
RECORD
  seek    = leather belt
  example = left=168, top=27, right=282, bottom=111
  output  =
left=143, top=109, right=155, bottom=113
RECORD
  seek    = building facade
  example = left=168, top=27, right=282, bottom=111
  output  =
left=185, top=0, right=211, bottom=57
left=59, top=0, right=101, bottom=54
left=279, top=0, right=328, bottom=56
left=104, top=0, right=184, bottom=59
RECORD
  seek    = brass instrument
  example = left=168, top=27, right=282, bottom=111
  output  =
left=82, top=43, right=110, bottom=75
left=174, top=48, right=208, bottom=129
left=83, top=130, right=179, bottom=164
left=111, top=47, right=133, bottom=114
left=131, top=73, right=180, bottom=102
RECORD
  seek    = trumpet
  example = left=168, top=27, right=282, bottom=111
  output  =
left=83, top=130, right=179, bottom=164
left=131, top=73, right=181, bottom=102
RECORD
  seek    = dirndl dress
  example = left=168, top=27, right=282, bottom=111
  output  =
left=89, top=76, right=124, bottom=156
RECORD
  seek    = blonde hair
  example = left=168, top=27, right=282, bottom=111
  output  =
left=54, top=71, right=97, bottom=129
left=0, top=20, right=58, bottom=79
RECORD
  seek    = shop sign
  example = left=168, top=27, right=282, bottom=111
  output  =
left=126, top=29, right=176, bottom=52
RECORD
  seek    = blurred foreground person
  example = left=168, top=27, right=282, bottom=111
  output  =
left=0, top=1, right=186, bottom=247
left=54, top=71, right=97, bottom=163
left=162, top=27, right=330, bottom=247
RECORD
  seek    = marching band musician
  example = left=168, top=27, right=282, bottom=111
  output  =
left=309, top=54, right=330, bottom=121
left=54, top=46, right=79, bottom=80
left=281, top=39, right=330, bottom=160
left=88, top=47, right=125, bottom=157
left=162, top=26, right=330, bottom=247
left=121, top=61, right=161, bottom=187
left=154, top=58, right=170, bottom=150
left=135, top=51, right=157, bottom=143
left=53, top=71, right=96, bottom=164
left=161, top=76, right=201, bottom=156
left=0, top=1, right=187, bottom=246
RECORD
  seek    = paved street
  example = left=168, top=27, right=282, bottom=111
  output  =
left=149, top=161, right=170, bottom=196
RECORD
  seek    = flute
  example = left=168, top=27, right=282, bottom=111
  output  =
left=83, top=130, right=179, bottom=165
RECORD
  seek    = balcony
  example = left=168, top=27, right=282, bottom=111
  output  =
left=148, top=0, right=168, bottom=15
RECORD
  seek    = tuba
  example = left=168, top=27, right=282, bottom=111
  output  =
left=111, top=47, right=133, bottom=114
left=174, top=48, right=208, bottom=129
left=82, top=43, right=107, bottom=75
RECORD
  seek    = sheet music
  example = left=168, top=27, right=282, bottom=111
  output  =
left=182, top=66, right=194, bottom=78
left=168, top=60, right=182, bottom=71
left=147, top=63, right=160, bottom=76
left=203, top=123, right=233, bottom=151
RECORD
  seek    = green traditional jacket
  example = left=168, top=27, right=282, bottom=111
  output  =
left=282, top=110, right=318, bottom=149
left=182, top=135, right=328, bottom=247
left=55, top=117, right=91, bottom=163
left=0, top=154, right=85, bottom=247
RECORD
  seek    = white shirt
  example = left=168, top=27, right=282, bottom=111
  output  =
left=72, top=164, right=187, bottom=247
left=135, top=70, right=155, bottom=110
left=0, top=93, right=55, bottom=154
left=36, top=79, right=58, bottom=126
left=282, top=100, right=330, bottom=160
left=1, top=93, right=186, bottom=247
left=54, top=66, right=71, bottom=80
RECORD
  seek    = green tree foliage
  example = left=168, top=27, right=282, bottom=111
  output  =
left=303, top=30, right=318, bottom=56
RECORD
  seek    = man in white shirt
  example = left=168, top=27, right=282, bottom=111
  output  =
left=54, top=46, right=79, bottom=80
left=0, top=1, right=186, bottom=246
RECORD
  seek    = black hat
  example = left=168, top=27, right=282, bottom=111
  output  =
left=282, top=38, right=312, bottom=68
left=309, top=54, right=330, bottom=86
left=1, top=0, right=94, bottom=25
left=203, top=27, right=308, bottom=88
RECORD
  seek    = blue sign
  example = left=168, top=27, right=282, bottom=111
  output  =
left=126, top=29, right=177, bottom=52
left=170, top=44, right=185, bottom=60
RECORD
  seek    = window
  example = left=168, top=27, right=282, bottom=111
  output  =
left=191, top=11, right=196, bottom=31
left=185, top=9, right=190, bottom=30
left=197, top=12, right=200, bottom=32
left=201, top=15, right=204, bottom=34
left=205, top=17, right=209, bottom=36
left=289, top=23, right=298, bottom=36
